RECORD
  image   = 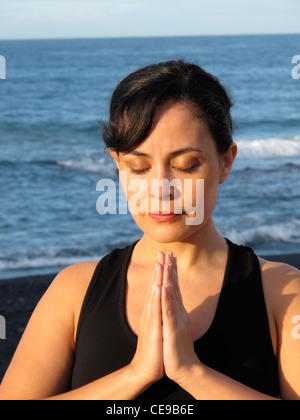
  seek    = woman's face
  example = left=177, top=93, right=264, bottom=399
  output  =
left=110, top=102, right=237, bottom=244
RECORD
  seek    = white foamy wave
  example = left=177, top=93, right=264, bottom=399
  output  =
left=57, top=155, right=116, bottom=175
left=236, top=137, right=300, bottom=159
left=227, top=219, right=300, bottom=247
left=0, top=254, right=102, bottom=274
left=0, top=237, right=139, bottom=278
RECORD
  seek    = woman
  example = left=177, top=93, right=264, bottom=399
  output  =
left=1, top=60, right=300, bottom=400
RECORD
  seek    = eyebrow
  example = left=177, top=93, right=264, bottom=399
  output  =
left=127, top=147, right=203, bottom=158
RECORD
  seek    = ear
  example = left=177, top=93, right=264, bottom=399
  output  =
left=219, top=143, right=237, bottom=185
left=109, top=149, right=120, bottom=170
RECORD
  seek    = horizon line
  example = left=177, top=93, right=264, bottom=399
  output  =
left=1, top=31, right=300, bottom=43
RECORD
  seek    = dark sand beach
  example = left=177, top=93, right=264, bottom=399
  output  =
left=0, top=273, right=56, bottom=382
left=0, top=254, right=299, bottom=384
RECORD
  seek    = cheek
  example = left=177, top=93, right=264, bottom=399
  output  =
left=203, top=175, right=220, bottom=214
left=119, top=172, right=149, bottom=214
left=206, top=180, right=219, bottom=200
left=187, top=167, right=220, bottom=217
left=188, top=160, right=220, bottom=197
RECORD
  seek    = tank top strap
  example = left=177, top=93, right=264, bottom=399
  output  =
left=223, top=237, right=261, bottom=286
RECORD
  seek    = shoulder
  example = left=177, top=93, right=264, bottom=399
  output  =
left=259, top=257, right=300, bottom=300
left=30, top=260, right=101, bottom=326
left=258, top=258, right=300, bottom=399
left=47, top=261, right=100, bottom=331
left=259, top=257, right=300, bottom=327
left=0, top=260, right=101, bottom=399
left=51, top=260, right=100, bottom=298
left=29, top=260, right=101, bottom=344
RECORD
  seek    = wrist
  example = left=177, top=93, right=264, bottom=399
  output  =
left=176, top=360, right=205, bottom=390
left=127, top=362, right=159, bottom=389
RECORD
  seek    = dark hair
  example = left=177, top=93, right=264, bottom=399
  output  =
left=102, top=59, right=234, bottom=155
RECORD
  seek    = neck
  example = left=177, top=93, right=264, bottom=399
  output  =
left=136, top=218, right=228, bottom=272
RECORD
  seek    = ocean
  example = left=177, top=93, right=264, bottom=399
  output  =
left=0, top=34, right=300, bottom=280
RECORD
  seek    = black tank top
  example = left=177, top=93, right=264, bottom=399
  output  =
left=71, top=239, right=280, bottom=399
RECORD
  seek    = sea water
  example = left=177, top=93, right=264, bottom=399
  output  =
left=0, top=35, right=299, bottom=280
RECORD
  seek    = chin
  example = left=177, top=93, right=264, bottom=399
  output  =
left=133, top=214, right=201, bottom=244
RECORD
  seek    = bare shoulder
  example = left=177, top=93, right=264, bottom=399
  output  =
left=258, top=258, right=300, bottom=399
left=0, top=260, right=100, bottom=399
left=34, top=260, right=101, bottom=343
left=259, top=257, right=300, bottom=289
left=258, top=257, right=300, bottom=320
left=51, top=260, right=100, bottom=298
left=48, top=260, right=100, bottom=329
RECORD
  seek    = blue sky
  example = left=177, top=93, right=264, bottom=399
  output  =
left=0, top=0, right=299, bottom=40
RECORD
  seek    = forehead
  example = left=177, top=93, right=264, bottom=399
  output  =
left=150, top=102, right=201, bottom=135
left=125, top=102, right=214, bottom=156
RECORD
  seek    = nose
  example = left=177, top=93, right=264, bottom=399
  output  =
left=151, top=161, right=171, bottom=181
left=149, top=163, right=173, bottom=200
left=148, top=164, right=178, bottom=213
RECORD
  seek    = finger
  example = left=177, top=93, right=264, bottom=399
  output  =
left=173, top=256, right=178, bottom=273
left=163, top=251, right=174, bottom=285
left=164, top=251, right=173, bottom=265
left=157, top=250, right=165, bottom=266
left=162, top=283, right=177, bottom=330
left=164, top=252, right=177, bottom=282
left=143, top=279, right=161, bottom=323
left=147, top=259, right=163, bottom=296
left=167, top=261, right=184, bottom=308
left=146, top=277, right=163, bottom=342
left=150, top=251, right=164, bottom=290
left=151, top=284, right=162, bottom=322
left=144, top=263, right=162, bottom=321
left=163, top=261, right=171, bottom=285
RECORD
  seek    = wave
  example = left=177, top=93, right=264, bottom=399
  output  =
left=226, top=219, right=300, bottom=248
left=0, top=155, right=116, bottom=176
left=2, top=138, right=300, bottom=174
left=0, top=159, right=58, bottom=166
left=56, top=155, right=115, bottom=175
left=0, top=236, right=140, bottom=278
left=0, top=255, right=94, bottom=273
left=236, top=137, right=300, bottom=159
left=236, top=118, right=300, bottom=130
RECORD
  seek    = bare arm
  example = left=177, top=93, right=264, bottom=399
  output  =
left=161, top=254, right=300, bottom=400
left=0, top=258, right=164, bottom=400
left=44, top=365, right=150, bottom=401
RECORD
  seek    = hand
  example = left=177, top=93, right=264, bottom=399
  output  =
left=162, top=252, right=201, bottom=385
left=129, top=252, right=165, bottom=385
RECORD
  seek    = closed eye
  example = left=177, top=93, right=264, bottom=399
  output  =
left=129, top=168, right=151, bottom=175
left=175, top=164, right=199, bottom=173
left=129, top=165, right=199, bottom=175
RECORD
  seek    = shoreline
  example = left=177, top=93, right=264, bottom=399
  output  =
left=0, top=253, right=299, bottom=383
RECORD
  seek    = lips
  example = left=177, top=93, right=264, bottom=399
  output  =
left=149, top=212, right=181, bottom=215
left=148, top=212, right=185, bottom=222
